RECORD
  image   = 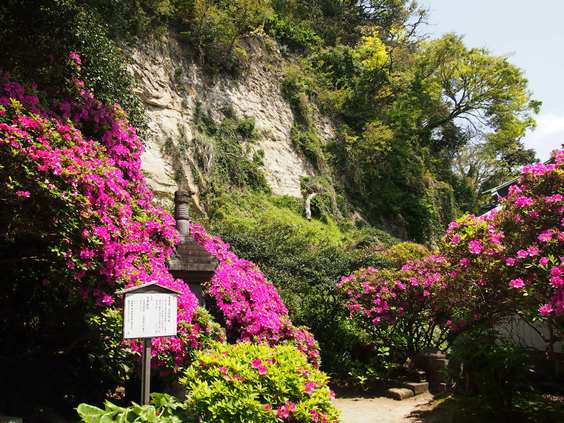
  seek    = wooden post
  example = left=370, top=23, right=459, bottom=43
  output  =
left=141, top=337, right=152, bottom=405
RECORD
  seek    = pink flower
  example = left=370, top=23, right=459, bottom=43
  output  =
left=539, top=304, right=553, bottom=316
left=310, top=409, right=321, bottom=422
left=538, top=230, right=553, bottom=243
left=459, top=258, right=471, bottom=267
left=505, top=257, right=517, bottom=266
left=258, top=365, right=268, bottom=376
left=527, top=245, right=540, bottom=257
left=517, top=250, right=528, bottom=259
left=539, top=257, right=549, bottom=266
left=69, top=51, right=82, bottom=66
left=395, top=281, right=406, bottom=290
left=15, top=190, right=30, bottom=198
left=305, top=381, right=316, bottom=395
left=489, top=231, right=504, bottom=244
left=251, top=358, right=262, bottom=369
left=448, top=221, right=460, bottom=232
left=451, top=234, right=461, bottom=245
left=277, top=405, right=289, bottom=419
left=276, top=402, right=295, bottom=419
left=508, top=185, right=523, bottom=195
left=551, top=266, right=562, bottom=277
left=468, top=240, right=484, bottom=255
left=514, top=196, right=534, bottom=207
left=79, top=248, right=96, bottom=259
left=101, top=294, right=114, bottom=306
left=509, top=278, right=525, bottom=289
left=551, top=276, right=564, bottom=287
left=545, top=194, right=563, bottom=203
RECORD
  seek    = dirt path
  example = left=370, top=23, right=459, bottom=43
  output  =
left=335, top=393, right=434, bottom=423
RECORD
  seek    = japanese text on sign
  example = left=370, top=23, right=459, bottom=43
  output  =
left=123, top=293, right=177, bottom=339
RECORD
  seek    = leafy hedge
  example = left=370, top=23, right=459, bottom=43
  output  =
left=182, top=342, right=339, bottom=422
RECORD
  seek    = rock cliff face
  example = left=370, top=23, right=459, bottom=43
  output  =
left=129, top=35, right=332, bottom=206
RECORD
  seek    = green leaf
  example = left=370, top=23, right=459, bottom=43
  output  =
left=77, top=403, right=105, bottom=422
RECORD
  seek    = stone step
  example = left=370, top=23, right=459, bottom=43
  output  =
left=386, top=387, right=414, bottom=400
left=403, top=381, right=429, bottom=395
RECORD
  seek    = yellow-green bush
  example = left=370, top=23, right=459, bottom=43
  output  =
left=182, top=342, right=339, bottom=422
left=382, top=242, right=431, bottom=269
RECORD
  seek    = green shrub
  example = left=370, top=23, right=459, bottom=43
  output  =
left=82, top=0, right=173, bottom=39
left=182, top=342, right=340, bottom=422
left=191, top=106, right=270, bottom=193
left=382, top=242, right=430, bottom=269
left=291, top=126, right=324, bottom=170
left=266, top=14, right=323, bottom=51
left=450, top=327, right=529, bottom=407
left=281, top=64, right=318, bottom=126
left=0, top=0, right=145, bottom=129
left=177, top=0, right=273, bottom=73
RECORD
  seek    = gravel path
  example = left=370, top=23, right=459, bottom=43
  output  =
left=335, top=393, right=434, bottom=423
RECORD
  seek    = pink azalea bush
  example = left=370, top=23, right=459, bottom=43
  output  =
left=443, top=151, right=564, bottom=325
left=182, top=342, right=339, bottom=423
left=0, top=62, right=215, bottom=369
left=190, top=223, right=321, bottom=366
left=337, top=256, right=451, bottom=356
left=2, top=53, right=322, bottom=374
left=338, top=149, right=564, bottom=355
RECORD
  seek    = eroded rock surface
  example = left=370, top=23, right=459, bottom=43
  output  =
left=129, top=36, right=331, bottom=205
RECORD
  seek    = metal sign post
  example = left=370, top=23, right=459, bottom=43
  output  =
left=118, top=282, right=179, bottom=405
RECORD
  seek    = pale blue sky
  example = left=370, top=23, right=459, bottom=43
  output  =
left=420, top=0, right=564, bottom=160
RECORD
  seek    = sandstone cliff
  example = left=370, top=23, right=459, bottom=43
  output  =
left=129, top=35, right=333, bottom=207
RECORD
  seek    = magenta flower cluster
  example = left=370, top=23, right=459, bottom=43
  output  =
left=190, top=223, right=321, bottom=365
left=339, top=149, right=564, bottom=336
left=2, top=52, right=328, bottom=374
left=337, top=255, right=448, bottom=327
left=0, top=65, right=201, bottom=368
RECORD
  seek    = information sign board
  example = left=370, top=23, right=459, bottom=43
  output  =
left=123, top=293, right=177, bottom=339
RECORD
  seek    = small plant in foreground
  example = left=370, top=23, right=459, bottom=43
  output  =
left=77, top=393, right=193, bottom=422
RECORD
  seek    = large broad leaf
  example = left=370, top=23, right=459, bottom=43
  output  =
left=99, top=412, right=118, bottom=423
left=76, top=403, right=105, bottom=422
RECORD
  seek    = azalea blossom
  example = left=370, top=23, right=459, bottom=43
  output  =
left=539, top=304, right=553, bottom=316
left=509, top=278, right=525, bottom=289
left=304, top=381, right=316, bottom=395
left=468, top=240, right=484, bottom=254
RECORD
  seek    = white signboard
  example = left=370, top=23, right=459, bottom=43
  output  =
left=123, top=293, right=178, bottom=339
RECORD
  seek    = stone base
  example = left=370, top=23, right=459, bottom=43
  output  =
left=404, top=381, right=429, bottom=395
left=387, top=387, right=414, bottom=400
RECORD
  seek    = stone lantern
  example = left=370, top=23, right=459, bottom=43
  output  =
left=168, top=190, right=218, bottom=305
